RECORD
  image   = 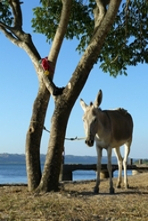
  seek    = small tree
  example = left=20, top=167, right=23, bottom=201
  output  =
left=0, top=0, right=147, bottom=193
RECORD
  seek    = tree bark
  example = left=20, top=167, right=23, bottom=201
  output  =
left=25, top=85, right=50, bottom=191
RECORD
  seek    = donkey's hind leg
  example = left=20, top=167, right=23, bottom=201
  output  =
left=114, top=147, right=123, bottom=188
left=123, top=140, right=131, bottom=189
left=107, top=146, right=114, bottom=194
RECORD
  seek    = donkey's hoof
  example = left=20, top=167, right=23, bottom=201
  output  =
left=94, top=187, right=99, bottom=194
left=124, top=184, right=130, bottom=189
left=116, top=184, right=121, bottom=189
left=109, top=187, right=115, bottom=194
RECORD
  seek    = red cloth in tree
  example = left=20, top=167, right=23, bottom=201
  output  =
left=40, top=57, right=54, bottom=74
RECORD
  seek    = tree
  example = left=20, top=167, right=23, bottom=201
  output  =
left=0, top=0, right=147, bottom=193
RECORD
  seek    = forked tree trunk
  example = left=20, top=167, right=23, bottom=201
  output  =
left=25, top=85, right=50, bottom=191
left=25, top=0, right=73, bottom=191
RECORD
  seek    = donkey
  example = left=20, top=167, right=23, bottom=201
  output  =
left=80, top=90, right=133, bottom=194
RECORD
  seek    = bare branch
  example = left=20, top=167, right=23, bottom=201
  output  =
left=69, top=0, right=122, bottom=98
left=93, top=0, right=110, bottom=29
left=0, top=0, right=23, bottom=44
left=9, top=0, right=23, bottom=28
left=0, top=25, right=22, bottom=46
left=1, top=0, right=64, bottom=97
left=0, top=21, right=12, bottom=31
left=48, top=0, right=73, bottom=66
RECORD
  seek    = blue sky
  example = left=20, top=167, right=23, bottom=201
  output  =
left=0, top=1, right=148, bottom=159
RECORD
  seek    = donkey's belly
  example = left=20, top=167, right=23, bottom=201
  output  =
left=95, top=137, right=109, bottom=149
left=95, top=134, right=128, bottom=149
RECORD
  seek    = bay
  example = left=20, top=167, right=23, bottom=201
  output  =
left=0, top=164, right=132, bottom=184
left=0, top=164, right=27, bottom=184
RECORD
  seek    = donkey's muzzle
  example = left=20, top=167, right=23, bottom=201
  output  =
left=85, top=139, right=94, bottom=147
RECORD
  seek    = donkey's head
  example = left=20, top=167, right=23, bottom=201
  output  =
left=80, top=90, right=103, bottom=147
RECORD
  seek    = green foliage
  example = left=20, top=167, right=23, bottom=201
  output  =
left=32, top=0, right=148, bottom=77
left=134, top=159, right=148, bottom=165
left=0, top=0, right=13, bottom=26
left=99, top=0, right=148, bottom=76
left=32, top=0, right=94, bottom=46
left=32, top=1, right=62, bottom=41
left=143, top=159, right=148, bottom=164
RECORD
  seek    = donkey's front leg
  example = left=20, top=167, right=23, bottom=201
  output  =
left=94, top=146, right=102, bottom=194
left=107, top=147, right=114, bottom=194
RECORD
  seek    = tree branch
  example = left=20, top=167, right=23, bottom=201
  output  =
left=0, top=24, right=22, bottom=46
left=0, top=1, right=25, bottom=44
left=93, top=0, right=110, bottom=30
left=48, top=0, right=73, bottom=68
left=92, top=0, right=122, bottom=53
left=0, top=1, right=58, bottom=96
left=65, top=0, right=122, bottom=99
left=9, top=0, right=23, bottom=28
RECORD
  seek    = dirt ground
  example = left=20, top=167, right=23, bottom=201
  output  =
left=0, top=173, right=148, bottom=221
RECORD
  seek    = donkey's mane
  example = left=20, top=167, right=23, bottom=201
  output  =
left=117, top=108, right=128, bottom=115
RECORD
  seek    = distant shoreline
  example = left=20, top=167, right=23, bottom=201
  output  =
left=0, top=153, right=146, bottom=165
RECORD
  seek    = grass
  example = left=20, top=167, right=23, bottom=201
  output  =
left=0, top=173, right=148, bottom=221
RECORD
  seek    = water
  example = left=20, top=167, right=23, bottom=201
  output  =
left=0, top=164, right=27, bottom=184
left=73, top=170, right=132, bottom=181
left=0, top=164, right=132, bottom=184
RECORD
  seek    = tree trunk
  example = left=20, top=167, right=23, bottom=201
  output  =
left=36, top=98, right=70, bottom=192
left=25, top=0, right=73, bottom=191
left=25, top=84, right=50, bottom=191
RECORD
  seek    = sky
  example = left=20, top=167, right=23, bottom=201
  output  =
left=0, top=1, right=148, bottom=159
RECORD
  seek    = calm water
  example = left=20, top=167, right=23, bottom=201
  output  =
left=0, top=164, right=27, bottom=184
left=0, top=164, right=132, bottom=184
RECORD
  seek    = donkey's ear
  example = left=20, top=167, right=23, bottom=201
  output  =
left=80, top=99, right=88, bottom=112
left=94, top=90, right=103, bottom=107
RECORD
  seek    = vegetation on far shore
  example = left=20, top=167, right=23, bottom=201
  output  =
left=0, top=153, right=147, bottom=165
left=134, top=159, right=148, bottom=165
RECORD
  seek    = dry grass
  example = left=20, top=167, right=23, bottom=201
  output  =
left=0, top=173, right=148, bottom=221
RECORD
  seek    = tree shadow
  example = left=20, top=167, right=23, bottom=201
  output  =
left=62, top=185, right=148, bottom=197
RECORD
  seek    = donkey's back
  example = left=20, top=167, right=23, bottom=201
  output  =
left=103, top=108, right=133, bottom=144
